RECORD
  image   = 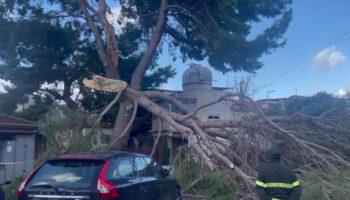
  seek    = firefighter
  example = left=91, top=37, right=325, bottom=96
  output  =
left=256, top=147, right=302, bottom=200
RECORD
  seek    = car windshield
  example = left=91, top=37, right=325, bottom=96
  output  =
left=27, top=160, right=105, bottom=189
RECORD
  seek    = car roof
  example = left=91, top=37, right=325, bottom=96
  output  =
left=52, top=151, right=149, bottom=160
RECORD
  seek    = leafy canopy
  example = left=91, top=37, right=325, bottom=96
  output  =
left=0, top=0, right=292, bottom=116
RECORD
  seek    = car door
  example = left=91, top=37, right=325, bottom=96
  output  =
left=134, top=156, right=158, bottom=200
left=142, top=156, right=176, bottom=200
left=153, top=161, right=176, bottom=200
left=107, top=157, right=142, bottom=200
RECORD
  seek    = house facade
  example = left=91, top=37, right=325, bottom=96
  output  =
left=0, top=114, right=40, bottom=184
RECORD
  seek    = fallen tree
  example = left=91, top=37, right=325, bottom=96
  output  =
left=84, top=75, right=350, bottom=199
left=3, top=0, right=349, bottom=198
left=74, top=0, right=293, bottom=152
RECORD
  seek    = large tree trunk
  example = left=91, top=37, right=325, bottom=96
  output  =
left=110, top=97, right=136, bottom=150
left=80, top=0, right=167, bottom=150
left=109, top=0, right=168, bottom=150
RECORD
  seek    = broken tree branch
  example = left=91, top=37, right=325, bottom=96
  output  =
left=83, top=75, right=127, bottom=92
left=144, top=90, right=191, bottom=114
left=97, top=91, right=124, bottom=122
left=83, top=74, right=350, bottom=197
left=150, top=119, right=162, bottom=158
left=80, top=0, right=109, bottom=68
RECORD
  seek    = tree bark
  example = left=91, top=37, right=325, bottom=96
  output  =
left=63, top=80, right=78, bottom=110
left=106, top=97, right=134, bottom=150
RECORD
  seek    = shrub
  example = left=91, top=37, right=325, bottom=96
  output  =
left=172, top=149, right=236, bottom=200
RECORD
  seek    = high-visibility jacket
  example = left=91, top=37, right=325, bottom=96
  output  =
left=256, top=161, right=301, bottom=200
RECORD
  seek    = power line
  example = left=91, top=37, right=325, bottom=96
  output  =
left=254, top=28, right=350, bottom=95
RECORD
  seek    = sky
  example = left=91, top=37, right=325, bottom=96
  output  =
left=157, top=0, right=350, bottom=100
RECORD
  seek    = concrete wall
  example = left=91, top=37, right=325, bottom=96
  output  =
left=151, top=88, right=248, bottom=133
left=178, top=88, right=243, bottom=121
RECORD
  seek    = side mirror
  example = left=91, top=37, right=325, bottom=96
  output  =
left=161, top=169, right=170, bottom=177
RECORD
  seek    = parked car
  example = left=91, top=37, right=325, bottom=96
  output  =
left=0, top=184, right=5, bottom=200
left=18, top=152, right=182, bottom=200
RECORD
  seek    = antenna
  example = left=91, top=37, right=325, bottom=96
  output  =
left=226, top=73, right=228, bottom=88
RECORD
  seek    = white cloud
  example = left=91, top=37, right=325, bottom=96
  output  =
left=0, top=79, right=13, bottom=93
left=338, top=89, right=347, bottom=97
left=313, top=47, right=346, bottom=70
left=106, top=7, right=136, bottom=33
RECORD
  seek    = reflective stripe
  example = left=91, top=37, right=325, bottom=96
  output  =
left=256, top=180, right=266, bottom=187
left=28, top=195, right=89, bottom=199
left=256, top=180, right=300, bottom=188
left=292, top=181, right=300, bottom=187
left=266, top=182, right=294, bottom=188
left=272, top=198, right=281, bottom=200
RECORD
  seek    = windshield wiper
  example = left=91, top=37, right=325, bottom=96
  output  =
left=30, top=184, right=56, bottom=189
left=29, top=184, right=66, bottom=190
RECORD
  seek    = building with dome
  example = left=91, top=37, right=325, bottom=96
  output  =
left=151, top=63, right=245, bottom=140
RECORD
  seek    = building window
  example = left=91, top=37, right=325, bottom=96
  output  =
left=179, top=98, right=197, bottom=111
left=208, top=115, right=220, bottom=120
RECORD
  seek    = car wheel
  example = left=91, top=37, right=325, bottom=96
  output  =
left=175, top=187, right=182, bottom=200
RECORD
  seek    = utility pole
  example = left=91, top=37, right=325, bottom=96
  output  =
left=266, top=89, right=276, bottom=99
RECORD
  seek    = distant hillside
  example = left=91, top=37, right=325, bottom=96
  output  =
left=263, top=92, right=348, bottom=117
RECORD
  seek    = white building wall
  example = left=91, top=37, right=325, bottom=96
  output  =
left=151, top=88, right=249, bottom=134
left=177, top=88, right=244, bottom=121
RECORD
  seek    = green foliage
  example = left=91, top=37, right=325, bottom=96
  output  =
left=0, top=16, right=105, bottom=111
left=0, top=3, right=176, bottom=116
left=173, top=149, right=236, bottom=200
left=122, top=0, right=292, bottom=72
left=38, top=106, right=100, bottom=155
left=193, top=172, right=236, bottom=200
left=3, top=176, right=25, bottom=200
left=301, top=171, right=350, bottom=200
left=13, top=95, right=53, bottom=121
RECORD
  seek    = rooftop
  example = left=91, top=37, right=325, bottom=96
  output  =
left=0, top=114, right=38, bottom=134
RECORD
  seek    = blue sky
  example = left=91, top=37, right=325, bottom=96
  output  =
left=158, top=0, right=350, bottom=100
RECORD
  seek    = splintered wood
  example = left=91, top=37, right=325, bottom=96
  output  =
left=83, top=75, right=127, bottom=92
